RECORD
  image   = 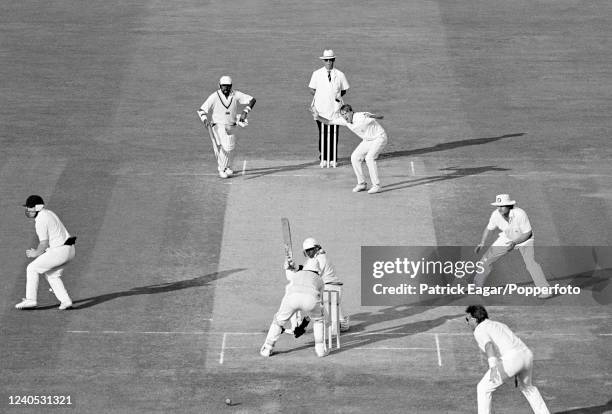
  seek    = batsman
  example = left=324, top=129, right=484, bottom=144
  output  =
left=197, top=75, right=256, bottom=178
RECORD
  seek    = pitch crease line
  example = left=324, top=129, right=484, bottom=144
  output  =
left=219, top=333, right=227, bottom=364
left=435, top=334, right=442, bottom=366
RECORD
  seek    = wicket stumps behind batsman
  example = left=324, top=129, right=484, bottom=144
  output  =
left=323, top=289, right=340, bottom=349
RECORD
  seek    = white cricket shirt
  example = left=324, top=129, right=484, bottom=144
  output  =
left=487, top=207, right=532, bottom=246
left=34, top=209, right=71, bottom=248
left=285, top=269, right=324, bottom=296
left=473, top=319, right=529, bottom=356
left=331, top=112, right=388, bottom=142
left=198, top=89, right=253, bottom=126
left=309, top=67, right=350, bottom=118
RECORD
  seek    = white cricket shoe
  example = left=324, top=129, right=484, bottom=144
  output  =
left=218, top=170, right=229, bottom=179
left=59, top=301, right=73, bottom=310
left=367, top=185, right=381, bottom=194
left=320, top=160, right=326, bottom=168
left=225, top=168, right=234, bottom=176
left=538, top=292, right=553, bottom=299
left=352, top=183, right=367, bottom=193
left=260, top=344, right=273, bottom=357
left=330, top=161, right=337, bottom=168
left=15, top=299, right=37, bottom=309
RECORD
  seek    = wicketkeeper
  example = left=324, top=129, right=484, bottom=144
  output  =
left=197, top=75, right=256, bottom=178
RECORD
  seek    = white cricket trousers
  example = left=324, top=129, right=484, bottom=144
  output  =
left=26, top=245, right=75, bottom=303
left=475, top=239, right=550, bottom=288
left=264, top=292, right=323, bottom=346
left=212, top=123, right=237, bottom=172
left=351, top=136, right=387, bottom=186
left=477, top=348, right=550, bottom=414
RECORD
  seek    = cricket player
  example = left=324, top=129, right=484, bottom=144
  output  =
left=309, top=49, right=350, bottom=168
left=260, top=259, right=329, bottom=358
left=465, top=305, right=550, bottom=414
left=197, top=75, right=256, bottom=178
left=302, top=237, right=349, bottom=332
left=16, top=195, right=76, bottom=310
left=474, top=194, right=552, bottom=299
left=312, top=104, right=387, bottom=194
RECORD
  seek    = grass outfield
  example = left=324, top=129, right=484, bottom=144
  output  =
left=1, top=0, right=611, bottom=413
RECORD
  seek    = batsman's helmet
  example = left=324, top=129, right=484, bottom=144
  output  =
left=302, top=237, right=320, bottom=251
left=219, top=75, right=232, bottom=85
left=23, top=195, right=45, bottom=209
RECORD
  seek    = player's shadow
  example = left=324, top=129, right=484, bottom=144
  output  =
left=380, top=165, right=510, bottom=193
left=33, top=268, right=245, bottom=310
left=280, top=302, right=463, bottom=356
left=242, top=133, right=523, bottom=179
left=554, top=399, right=612, bottom=413
left=378, top=133, right=525, bottom=161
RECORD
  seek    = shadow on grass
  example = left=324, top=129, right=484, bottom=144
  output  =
left=242, top=133, right=523, bottom=179
left=34, top=268, right=246, bottom=310
left=381, top=165, right=510, bottom=193
left=554, top=399, right=612, bottom=414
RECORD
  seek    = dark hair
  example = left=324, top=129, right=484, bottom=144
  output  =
left=465, top=305, right=488, bottom=323
left=339, top=104, right=352, bottom=113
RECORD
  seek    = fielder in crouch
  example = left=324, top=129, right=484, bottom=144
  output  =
left=260, top=260, right=329, bottom=357
left=16, top=195, right=76, bottom=310
left=197, top=75, right=256, bottom=178
left=312, top=104, right=387, bottom=194
left=474, top=194, right=552, bottom=299
left=465, top=305, right=550, bottom=414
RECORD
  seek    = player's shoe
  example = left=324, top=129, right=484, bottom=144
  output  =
left=352, top=183, right=367, bottom=193
left=340, top=315, right=350, bottom=332
left=225, top=168, right=234, bottom=176
left=218, top=170, right=229, bottom=179
left=367, top=185, right=381, bottom=194
left=260, top=344, right=273, bottom=357
left=15, top=299, right=37, bottom=309
left=59, top=301, right=73, bottom=310
left=538, top=292, right=553, bottom=299
left=320, top=160, right=326, bottom=168
left=330, top=161, right=337, bottom=168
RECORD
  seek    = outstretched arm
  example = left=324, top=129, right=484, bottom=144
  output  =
left=363, top=112, right=384, bottom=120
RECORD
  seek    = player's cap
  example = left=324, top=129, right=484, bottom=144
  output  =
left=319, top=49, right=336, bottom=60
left=491, top=194, right=516, bottom=206
left=23, top=195, right=44, bottom=208
left=303, top=237, right=319, bottom=250
left=219, top=75, right=232, bottom=85
left=302, top=259, right=320, bottom=274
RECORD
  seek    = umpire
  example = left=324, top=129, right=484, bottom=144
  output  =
left=308, top=49, right=350, bottom=168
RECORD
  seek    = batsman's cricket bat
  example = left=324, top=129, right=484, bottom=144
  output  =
left=281, top=217, right=294, bottom=265
left=207, top=124, right=220, bottom=159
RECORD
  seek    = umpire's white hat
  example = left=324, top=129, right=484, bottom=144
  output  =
left=219, top=75, right=232, bottom=85
left=319, top=49, right=336, bottom=60
left=491, top=194, right=516, bottom=206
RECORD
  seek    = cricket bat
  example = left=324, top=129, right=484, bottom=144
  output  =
left=281, top=217, right=301, bottom=334
left=281, top=217, right=294, bottom=268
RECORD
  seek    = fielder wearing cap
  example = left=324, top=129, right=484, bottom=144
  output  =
left=309, top=49, right=350, bottom=168
left=465, top=305, right=551, bottom=414
left=474, top=194, right=552, bottom=298
left=197, top=75, right=256, bottom=178
left=17, top=195, right=76, bottom=310
left=260, top=258, right=329, bottom=358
